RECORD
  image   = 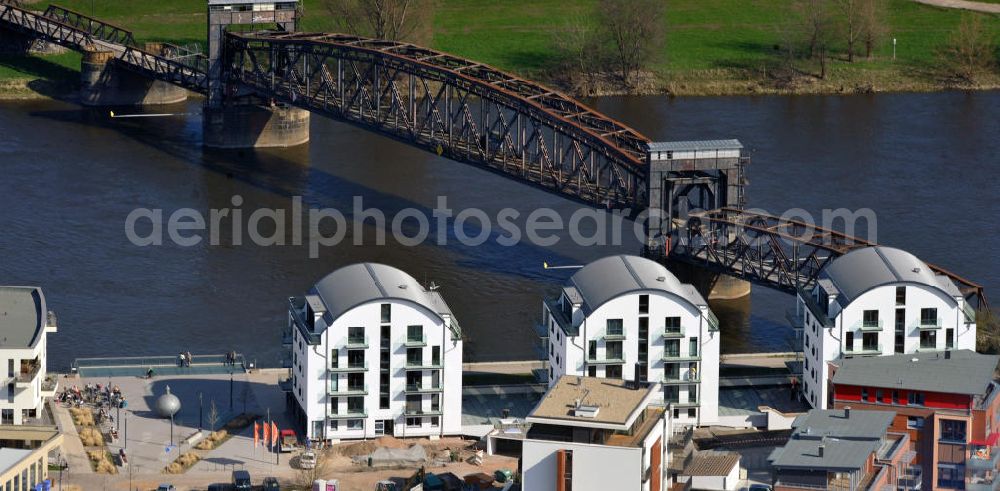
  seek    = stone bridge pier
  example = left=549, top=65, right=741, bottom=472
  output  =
left=202, top=102, right=310, bottom=148
left=80, top=45, right=188, bottom=106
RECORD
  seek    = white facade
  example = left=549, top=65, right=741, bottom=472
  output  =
left=795, top=247, right=976, bottom=409
left=521, top=378, right=670, bottom=491
left=286, top=263, right=462, bottom=441
left=0, top=287, right=57, bottom=426
left=541, top=255, right=720, bottom=427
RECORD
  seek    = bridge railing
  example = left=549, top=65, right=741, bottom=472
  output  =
left=119, top=46, right=208, bottom=93
left=42, top=4, right=135, bottom=47
left=0, top=2, right=95, bottom=49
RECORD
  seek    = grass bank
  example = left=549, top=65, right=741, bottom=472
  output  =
left=1, top=0, right=998, bottom=99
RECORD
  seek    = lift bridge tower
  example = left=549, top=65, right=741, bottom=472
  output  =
left=205, top=0, right=309, bottom=148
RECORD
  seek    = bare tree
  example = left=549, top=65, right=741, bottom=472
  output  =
left=941, top=13, right=996, bottom=81
left=553, top=16, right=605, bottom=91
left=858, top=0, right=888, bottom=59
left=323, top=0, right=435, bottom=44
left=598, top=0, right=666, bottom=87
left=836, top=0, right=863, bottom=62
left=793, top=0, right=834, bottom=60
left=207, top=399, right=220, bottom=432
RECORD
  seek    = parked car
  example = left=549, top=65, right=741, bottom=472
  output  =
left=262, top=476, right=281, bottom=490
left=299, top=450, right=317, bottom=470
left=279, top=428, right=299, bottom=452
left=206, top=484, right=228, bottom=491
left=748, top=485, right=773, bottom=491
left=156, top=485, right=176, bottom=491
left=232, top=469, right=252, bottom=490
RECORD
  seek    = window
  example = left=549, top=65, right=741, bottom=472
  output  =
left=937, top=464, right=965, bottom=489
left=380, top=395, right=390, bottom=409
left=665, top=316, right=681, bottom=335
left=875, top=389, right=883, bottom=403
left=688, top=385, right=697, bottom=403
left=606, top=319, right=624, bottom=337
left=921, top=308, right=938, bottom=327
left=946, top=328, right=954, bottom=349
left=665, top=339, right=680, bottom=357
left=406, top=348, right=422, bottom=366
left=687, top=408, right=697, bottom=418
left=347, top=373, right=364, bottom=391
left=347, top=419, right=363, bottom=430
left=907, top=416, right=924, bottom=429
left=908, top=391, right=925, bottom=406
left=587, top=366, right=596, bottom=377
left=348, top=326, right=365, bottom=344
left=845, top=331, right=854, bottom=351
left=689, top=337, right=698, bottom=357
left=606, top=365, right=622, bottom=379
left=606, top=341, right=623, bottom=360
left=347, top=396, right=364, bottom=414
left=588, top=340, right=597, bottom=359
left=406, top=417, right=421, bottom=428
left=862, top=387, right=869, bottom=401
left=920, top=330, right=937, bottom=349
left=862, top=332, right=879, bottom=352
left=374, top=420, right=385, bottom=436
left=665, top=386, right=679, bottom=404
left=431, top=346, right=440, bottom=366
left=407, top=325, right=423, bottom=343
left=940, top=419, right=967, bottom=442
left=380, top=304, right=391, bottom=323
left=347, top=350, right=365, bottom=368
left=406, top=371, right=422, bottom=390
left=639, top=295, right=649, bottom=314
left=430, top=416, right=439, bottom=427
left=896, top=286, right=906, bottom=305
left=862, top=310, right=879, bottom=328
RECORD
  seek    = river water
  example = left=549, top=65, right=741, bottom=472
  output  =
left=1, top=91, right=997, bottom=370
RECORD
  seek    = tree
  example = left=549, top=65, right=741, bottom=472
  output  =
left=836, top=0, right=863, bottom=62
left=553, top=15, right=605, bottom=91
left=858, top=0, right=888, bottom=59
left=207, top=400, right=220, bottom=432
left=941, top=13, right=996, bottom=81
left=294, top=449, right=335, bottom=488
left=323, top=0, right=434, bottom=44
left=597, top=0, right=666, bottom=87
left=792, top=0, right=835, bottom=78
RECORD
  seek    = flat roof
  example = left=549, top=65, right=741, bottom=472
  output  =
left=648, top=139, right=743, bottom=152
left=0, top=449, right=32, bottom=474
left=790, top=408, right=895, bottom=439
left=832, top=350, right=999, bottom=396
left=684, top=451, right=741, bottom=476
left=770, top=408, right=895, bottom=471
left=0, top=286, right=44, bottom=349
left=769, top=437, right=880, bottom=471
left=527, top=376, right=657, bottom=429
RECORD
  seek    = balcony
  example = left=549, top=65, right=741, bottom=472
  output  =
left=967, top=479, right=1000, bottom=491
left=330, top=383, right=368, bottom=396
left=844, top=343, right=882, bottom=356
left=404, top=407, right=443, bottom=416
left=45, top=310, right=57, bottom=333
left=663, top=326, right=685, bottom=338
left=854, top=319, right=883, bottom=332
left=672, top=399, right=700, bottom=408
left=786, top=308, right=805, bottom=329
left=405, top=384, right=443, bottom=393
left=342, top=335, right=369, bottom=349
left=328, top=410, right=367, bottom=419
left=329, top=362, right=368, bottom=373
left=404, top=334, right=427, bottom=347
left=586, top=354, right=625, bottom=365
left=662, top=352, right=700, bottom=362
left=897, top=466, right=922, bottom=491
left=916, top=318, right=942, bottom=330
left=663, top=372, right=700, bottom=385
left=968, top=445, right=1000, bottom=471
left=706, top=310, right=720, bottom=331
left=16, top=360, right=40, bottom=386
left=405, top=360, right=442, bottom=370
left=602, top=329, right=626, bottom=342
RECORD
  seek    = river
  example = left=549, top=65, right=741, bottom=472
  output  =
left=1, top=91, right=997, bottom=370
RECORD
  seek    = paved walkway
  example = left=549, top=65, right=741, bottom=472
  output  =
left=913, top=0, right=1000, bottom=13
left=50, top=400, right=93, bottom=476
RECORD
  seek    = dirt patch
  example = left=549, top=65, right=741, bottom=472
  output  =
left=337, top=436, right=411, bottom=457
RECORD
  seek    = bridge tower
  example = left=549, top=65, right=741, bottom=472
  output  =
left=646, top=140, right=751, bottom=300
left=204, top=0, right=309, bottom=148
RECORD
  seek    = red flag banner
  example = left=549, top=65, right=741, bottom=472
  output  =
left=253, top=422, right=260, bottom=448
left=271, top=422, right=279, bottom=450
left=263, top=420, right=270, bottom=447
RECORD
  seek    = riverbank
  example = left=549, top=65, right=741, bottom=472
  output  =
left=0, top=0, right=997, bottom=100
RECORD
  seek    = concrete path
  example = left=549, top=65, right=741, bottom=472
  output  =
left=913, top=0, right=1000, bottom=13
left=50, top=401, right=94, bottom=475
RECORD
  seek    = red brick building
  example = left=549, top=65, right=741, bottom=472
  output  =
left=831, top=349, right=1000, bottom=490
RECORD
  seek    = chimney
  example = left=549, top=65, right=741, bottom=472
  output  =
left=818, top=445, right=825, bottom=458
left=845, top=406, right=851, bottom=418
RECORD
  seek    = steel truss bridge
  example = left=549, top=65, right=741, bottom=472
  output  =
left=0, top=1, right=988, bottom=310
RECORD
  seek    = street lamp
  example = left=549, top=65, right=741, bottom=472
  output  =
left=230, top=373, right=234, bottom=412
left=199, top=392, right=204, bottom=430
left=124, top=410, right=128, bottom=450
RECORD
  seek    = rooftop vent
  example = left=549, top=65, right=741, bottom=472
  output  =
left=911, top=357, right=919, bottom=363
left=573, top=405, right=600, bottom=418
left=818, top=444, right=825, bottom=458
left=656, top=276, right=666, bottom=282
left=912, top=267, right=921, bottom=273
left=398, top=284, right=408, bottom=289
left=844, top=406, right=851, bottom=418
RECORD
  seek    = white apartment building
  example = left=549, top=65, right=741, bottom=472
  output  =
left=286, top=263, right=463, bottom=441
left=793, top=246, right=977, bottom=409
left=522, top=376, right=670, bottom=491
left=0, top=287, right=57, bottom=425
left=539, top=255, right=720, bottom=427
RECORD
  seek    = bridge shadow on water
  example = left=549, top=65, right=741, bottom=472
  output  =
left=28, top=102, right=606, bottom=276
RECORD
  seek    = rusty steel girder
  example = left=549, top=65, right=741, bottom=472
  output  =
left=663, top=207, right=988, bottom=311
left=223, top=31, right=652, bottom=209
left=42, top=4, right=136, bottom=47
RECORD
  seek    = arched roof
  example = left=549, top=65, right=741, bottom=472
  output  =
left=821, top=246, right=961, bottom=306
left=567, top=255, right=705, bottom=316
left=312, top=263, right=454, bottom=324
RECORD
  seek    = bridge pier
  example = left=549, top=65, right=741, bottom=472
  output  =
left=80, top=45, right=188, bottom=106
left=667, top=260, right=752, bottom=301
left=202, top=103, right=310, bottom=149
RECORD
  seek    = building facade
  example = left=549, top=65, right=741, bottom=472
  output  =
left=522, top=376, right=670, bottom=491
left=286, top=263, right=462, bottom=441
left=791, top=246, right=977, bottom=410
left=0, top=425, right=63, bottom=490
left=0, top=287, right=57, bottom=426
left=831, top=350, right=1000, bottom=490
left=538, top=255, right=720, bottom=427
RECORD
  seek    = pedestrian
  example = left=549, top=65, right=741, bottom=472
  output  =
left=147, top=367, right=154, bottom=379
left=185, top=351, right=193, bottom=367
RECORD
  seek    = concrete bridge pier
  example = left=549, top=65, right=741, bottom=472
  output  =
left=80, top=45, right=188, bottom=106
left=667, top=260, right=752, bottom=301
left=202, top=103, right=310, bottom=148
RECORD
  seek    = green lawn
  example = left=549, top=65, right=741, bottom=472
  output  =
left=2, top=0, right=998, bottom=94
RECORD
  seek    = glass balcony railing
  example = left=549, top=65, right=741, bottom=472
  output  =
left=404, top=333, right=427, bottom=347
left=405, top=360, right=442, bottom=370
left=405, top=383, right=443, bottom=393
left=329, top=361, right=367, bottom=372
left=854, top=319, right=883, bottom=331
left=586, top=354, right=625, bottom=365
left=916, top=318, right=942, bottom=330
left=328, top=410, right=367, bottom=419
left=602, top=329, right=626, bottom=341
left=343, top=335, right=369, bottom=349
left=844, top=343, right=882, bottom=355
left=662, top=351, right=700, bottom=362
left=663, top=326, right=685, bottom=338
left=330, top=383, right=368, bottom=395
left=663, top=370, right=700, bottom=384
left=968, top=445, right=1000, bottom=471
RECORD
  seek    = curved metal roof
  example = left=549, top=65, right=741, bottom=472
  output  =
left=0, top=286, right=45, bottom=349
left=567, top=255, right=705, bottom=316
left=820, top=246, right=961, bottom=306
left=312, top=263, right=454, bottom=325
